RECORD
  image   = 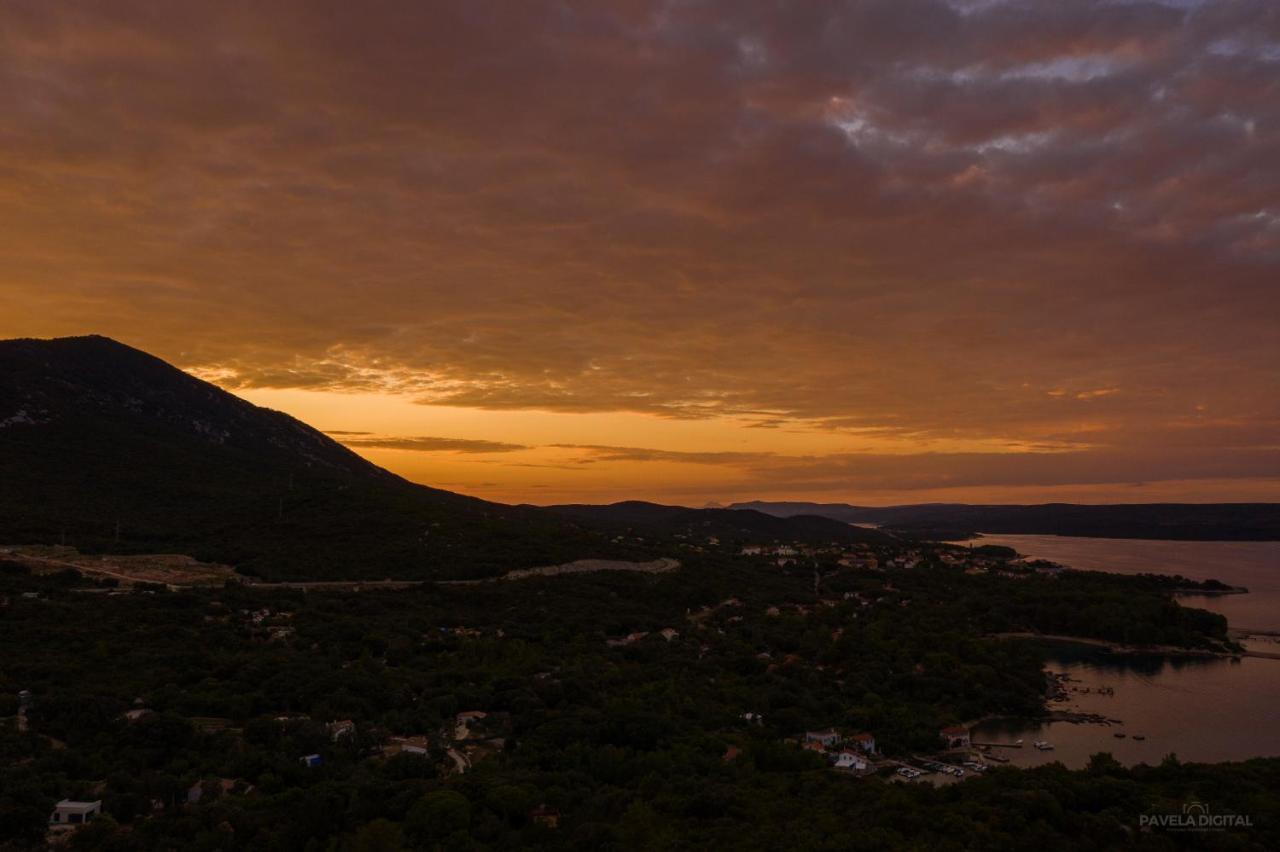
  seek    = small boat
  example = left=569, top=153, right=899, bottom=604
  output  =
left=1014, top=739, right=1024, bottom=746
left=1033, top=741, right=1054, bottom=751
left=1133, top=735, right=1146, bottom=741
left=1113, top=732, right=1126, bottom=738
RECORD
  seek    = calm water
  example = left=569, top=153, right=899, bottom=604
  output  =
left=972, top=650, right=1280, bottom=769
left=963, top=535, right=1280, bottom=767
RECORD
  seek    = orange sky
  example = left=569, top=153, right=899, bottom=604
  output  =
left=2, top=1, right=1278, bottom=506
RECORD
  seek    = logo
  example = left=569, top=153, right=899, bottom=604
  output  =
left=1140, top=801, right=1253, bottom=833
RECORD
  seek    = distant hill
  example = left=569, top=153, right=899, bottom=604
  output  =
left=0, top=336, right=633, bottom=580
left=730, top=501, right=1280, bottom=541
left=541, top=501, right=891, bottom=545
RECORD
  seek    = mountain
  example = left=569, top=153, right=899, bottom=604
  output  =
left=730, top=501, right=1280, bottom=541
left=541, top=501, right=891, bottom=545
left=0, top=336, right=635, bottom=580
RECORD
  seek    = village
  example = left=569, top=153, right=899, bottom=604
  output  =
left=792, top=723, right=1000, bottom=782
left=6, top=530, right=1085, bottom=845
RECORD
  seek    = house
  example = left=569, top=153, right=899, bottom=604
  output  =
left=384, top=735, right=430, bottom=756
left=804, top=729, right=840, bottom=748
left=832, top=750, right=868, bottom=771
left=49, top=800, right=101, bottom=827
left=659, top=628, right=680, bottom=641
left=455, top=711, right=488, bottom=741
left=722, top=745, right=742, bottom=763
left=940, top=725, right=971, bottom=749
left=848, top=732, right=876, bottom=754
left=327, top=719, right=355, bottom=740
left=186, top=778, right=240, bottom=804
left=529, top=804, right=560, bottom=829
left=300, top=754, right=323, bottom=768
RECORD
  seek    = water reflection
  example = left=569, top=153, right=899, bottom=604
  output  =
left=972, top=645, right=1280, bottom=768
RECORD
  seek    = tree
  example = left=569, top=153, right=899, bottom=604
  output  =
left=406, top=790, right=471, bottom=845
left=349, top=818, right=405, bottom=852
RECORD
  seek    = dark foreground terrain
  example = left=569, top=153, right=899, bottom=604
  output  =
left=2, top=540, right=1274, bottom=851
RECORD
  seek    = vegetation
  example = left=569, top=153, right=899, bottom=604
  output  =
left=0, top=547, right=1264, bottom=850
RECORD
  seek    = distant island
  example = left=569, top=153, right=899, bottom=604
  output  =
left=730, top=501, right=1280, bottom=542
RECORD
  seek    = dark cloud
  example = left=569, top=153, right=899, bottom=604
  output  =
left=0, top=0, right=1276, bottom=496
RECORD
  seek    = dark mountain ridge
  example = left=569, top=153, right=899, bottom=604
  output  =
left=0, top=336, right=888, bottom=579
left=541, top=500, right=891, bottom=545
left=730, top=501, right=1280, bottom=541
left=0, top=336, right=629, bottom=580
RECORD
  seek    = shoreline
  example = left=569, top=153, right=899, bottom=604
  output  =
left=988, top=632, right=1280, bottom=661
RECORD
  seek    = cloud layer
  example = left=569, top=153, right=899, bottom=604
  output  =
left=2, top=0, right=1277, bottom=500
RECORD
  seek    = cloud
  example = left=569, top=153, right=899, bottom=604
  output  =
left=0, top=0, right=1276, bottom=497
left=336, top=435, right=529, bottom=454
left=551, top=444, right=775, bottom=466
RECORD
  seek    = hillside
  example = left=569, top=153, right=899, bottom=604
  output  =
left=731, top=501, right=1280, bottom=541
left=0, top=336, right=892, bottom=582
left=541, top=500, right=891, bottom=546
left=0, top=336, right=632, bottom=580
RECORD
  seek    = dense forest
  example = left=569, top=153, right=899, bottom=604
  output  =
left=1, top=545, right=1267, bottom=850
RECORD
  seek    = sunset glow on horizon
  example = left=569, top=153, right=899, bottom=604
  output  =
left=3, top=0, right=1277, bottom=506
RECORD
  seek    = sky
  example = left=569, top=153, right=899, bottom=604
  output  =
left=1, top=0, right=1278, bottom=506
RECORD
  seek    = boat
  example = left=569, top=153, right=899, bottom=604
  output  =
left=1133, top=735, right=1146, bottom=741
left=1033, top=741, right=1054, bottom=751
left=1113, top=732, right=1126, bottom=738
left=1014, top=739, right=1024, bottom=746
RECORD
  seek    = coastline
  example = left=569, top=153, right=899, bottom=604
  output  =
left=989, top=631, right=1280, bottom=661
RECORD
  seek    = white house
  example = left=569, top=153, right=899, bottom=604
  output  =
left=327, top=719, right=355, bottom=740
left=49, top=800, right=101, bottom=827
left=832, top=750, right=868, bottom=771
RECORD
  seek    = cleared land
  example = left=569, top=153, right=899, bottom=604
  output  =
left=1, top=546, right=679, bottom=591
left=0, top=544, right=237, bottom=588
